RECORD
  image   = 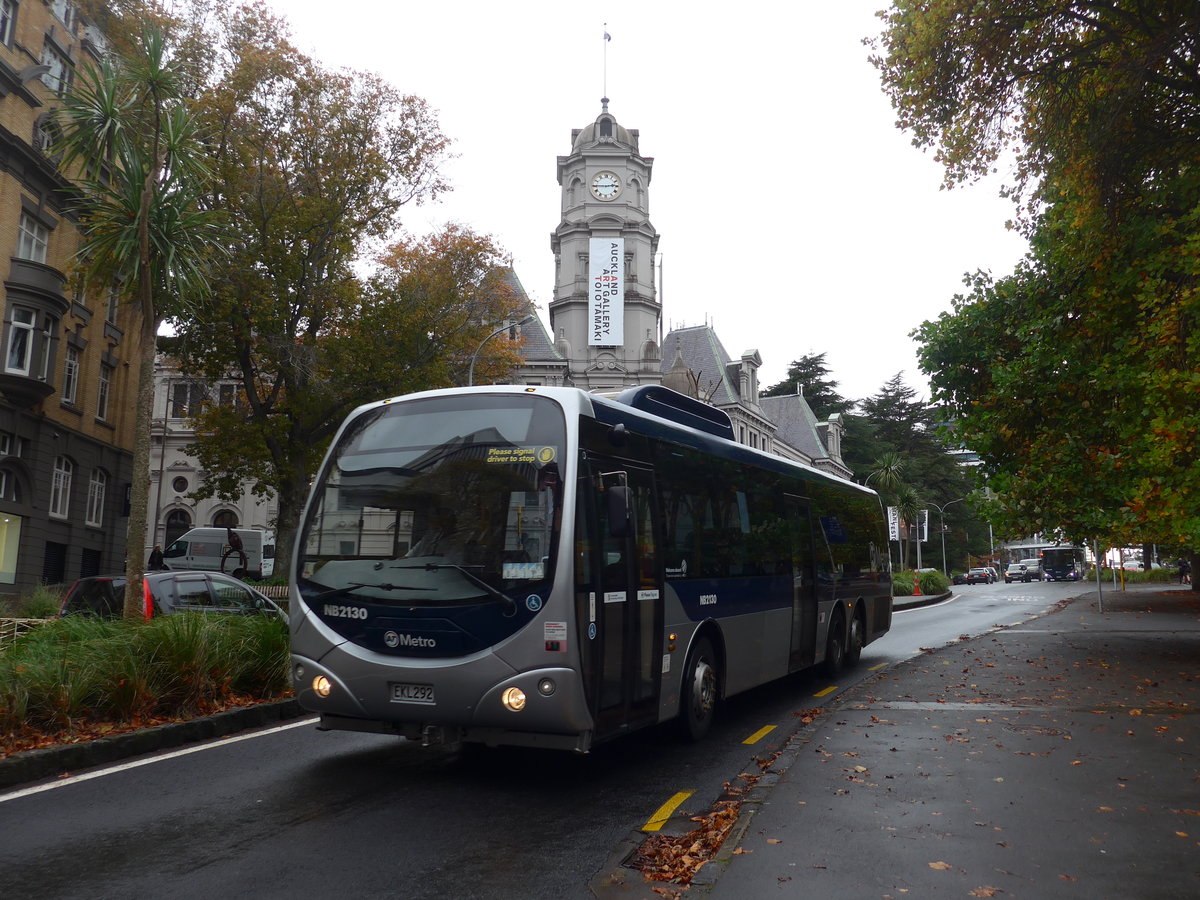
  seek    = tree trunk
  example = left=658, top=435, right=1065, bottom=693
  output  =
left=123, top=310, right=159, bottom=618
left=269, top=453, right=318, bottom=584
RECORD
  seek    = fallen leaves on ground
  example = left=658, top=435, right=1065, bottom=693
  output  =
left=632, top=801, right=741, bottom=885
left=1, top=692, right=288, bottom=758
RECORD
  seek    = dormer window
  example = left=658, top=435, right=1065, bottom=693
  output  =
left=599, top=118, right=613, bottom=138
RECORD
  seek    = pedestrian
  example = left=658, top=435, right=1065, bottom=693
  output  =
left=221, top=527, right=247, bottom=573
left=1180, top=559, right=1192, bottom=585
left=148, top=544, right=165, bottom=570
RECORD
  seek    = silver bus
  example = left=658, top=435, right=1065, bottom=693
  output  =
left=290, top=385, right=893, bottom=752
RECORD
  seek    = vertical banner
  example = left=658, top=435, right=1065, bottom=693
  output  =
left=588, top=237, right=624, bottom=346
left=887, top=506, right=900, bottom=541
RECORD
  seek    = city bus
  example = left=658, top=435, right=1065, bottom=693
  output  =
left=289, top=385, right=893, bottom=752
left=1042, top=545, right=1088, bottom=581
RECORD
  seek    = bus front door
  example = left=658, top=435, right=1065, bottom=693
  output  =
left=585, top=465, right=663, bottom=739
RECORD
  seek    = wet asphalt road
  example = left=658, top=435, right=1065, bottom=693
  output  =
left=0, top=582, right=1071, bottom=898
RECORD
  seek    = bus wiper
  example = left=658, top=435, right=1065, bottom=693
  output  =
left=313, top=582, right=436, bottom=602
left=392, top=563, right=518, bottom=616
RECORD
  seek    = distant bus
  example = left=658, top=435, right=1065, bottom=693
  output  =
left=1042, top=546, right=1087, bottom=581
left=289, top=385, right=893, bottom=752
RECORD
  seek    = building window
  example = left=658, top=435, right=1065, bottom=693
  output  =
left=0, top=1, right=15, bottom=46
left=218, top=383, right=239, bottom=407
left=170, top=382, right=206, bottom=417
left=51, top=0, right=79, bottom=31
left=62, top=346, right=79, bottom=404
left=6, top=309, right=36, bottom=375
left=97, top=364, right=112, bottom=420
left=106, top=286, right=120, bottom=323
left=172, top=476, right=189, bottom=494
left=86, top=469, right=106, bottom=526
left=50, top=456, right=73, bottom=519
left=17, top=213, right=49, bottom=263
left=40, top=42, right=72, bottom=94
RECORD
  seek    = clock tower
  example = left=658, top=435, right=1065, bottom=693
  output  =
left=549, top=100, right=661, bottom=390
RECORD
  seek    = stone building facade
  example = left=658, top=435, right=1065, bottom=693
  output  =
left=0, top=2, right=141, bottom=595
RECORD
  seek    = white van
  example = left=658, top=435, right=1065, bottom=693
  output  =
left=161, top=528, right=272, bottom=580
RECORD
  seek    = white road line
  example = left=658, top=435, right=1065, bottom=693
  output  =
left=0, top=716, right=320, bottom=804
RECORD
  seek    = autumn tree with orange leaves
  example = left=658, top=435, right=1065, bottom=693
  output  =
left=165, top=5, right=524, bottom=576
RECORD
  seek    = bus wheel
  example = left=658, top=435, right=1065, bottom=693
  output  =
left=823, top=614, right=846, bottom=677
left=845, top=613, right=864, bottom=667
left=680, top=636, right=719, bottom=741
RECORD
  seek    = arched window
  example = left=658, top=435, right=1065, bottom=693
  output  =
left=212, top=509, right=239, bottom=529
left=599, top=117, right=613, bottom=138
left=86, top=469, right=107, bottom=527
left=165, top=509, right=191, bottom=546
left=50, top=456, right=72, bottom=518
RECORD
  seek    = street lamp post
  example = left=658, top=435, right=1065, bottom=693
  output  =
left=930, top=497, right=966, bottom=577
left=468, top=314, right=536, bottom=386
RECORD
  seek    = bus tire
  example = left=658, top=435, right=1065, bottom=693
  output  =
left=844, top=611, right=864, bottom=667
left=823, top=613, right=846, bottom=677
left=679, top=636, right=719, bottom=741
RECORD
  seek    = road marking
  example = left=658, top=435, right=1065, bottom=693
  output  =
left=0, top=716, right=319, bottom=804
left=868, top=662, right=887, bottom=671
left=814, top=685, right=838, bottom=698
left=742, top=725, right=777, bottom=745
left=642, top=790, right=695, bottom=832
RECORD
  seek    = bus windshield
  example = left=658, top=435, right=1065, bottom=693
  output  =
left=298, top=394, right=566, bottom=609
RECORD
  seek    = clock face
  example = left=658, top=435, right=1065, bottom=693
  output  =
left=590, top=171, right=622, bottom=200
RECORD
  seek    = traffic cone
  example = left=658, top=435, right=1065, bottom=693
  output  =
left=912, top=573, right=922, bottom=596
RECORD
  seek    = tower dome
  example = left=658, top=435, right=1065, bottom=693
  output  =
left=571, top=99, right=638, bottom=152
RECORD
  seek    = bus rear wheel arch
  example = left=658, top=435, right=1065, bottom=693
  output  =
left=844, top=604, right=865, bottom=667
left=823, top=609, right=846, bottom=677
left=679, top=633, right=722, bottom=741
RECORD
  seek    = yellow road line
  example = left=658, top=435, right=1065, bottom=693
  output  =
left=868, top=662, right=887, bottom=671
left=742, top=724, right=777, bottom=745
left=642, top=790, right=695, bottom=832
left=814, top=685, right=838, bottom=697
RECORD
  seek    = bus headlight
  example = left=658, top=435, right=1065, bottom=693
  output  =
left=312, top=675, right=333, bottom=698
left=502, top=686, right=527, bottom=711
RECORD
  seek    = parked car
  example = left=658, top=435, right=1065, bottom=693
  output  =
left=1005, top=563, right=1030, bottom=583
left=952, top=572, right=968, bottom=585
left=965, top=567, right=993, bottom=584
left=60, top=570, right=285, bottom=621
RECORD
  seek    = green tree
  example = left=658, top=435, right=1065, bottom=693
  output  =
left=876, top=2, right=1200, bottom=575
left=54, top=27, right=224, bottom=617
left=761, top=352, right=855, bottom=418
left=164, top=9, right=457, bottom=577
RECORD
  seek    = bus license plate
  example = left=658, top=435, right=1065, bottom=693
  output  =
left=391, top=682, right=435, bottom=705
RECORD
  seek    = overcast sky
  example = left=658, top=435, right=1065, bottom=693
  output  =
left=267, top=1, right=1028, bottom=403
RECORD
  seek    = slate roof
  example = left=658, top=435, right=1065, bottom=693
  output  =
left=499, top=268, right=563, bottom=363
left=659, top=325, right=738, bottom=406
left=759, top=393, right=832, bottom=465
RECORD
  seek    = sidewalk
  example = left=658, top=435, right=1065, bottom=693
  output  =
left=698, top=583, right=1200, bottom=899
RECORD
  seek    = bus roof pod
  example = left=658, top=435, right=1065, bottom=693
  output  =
left=611, top=385, right=736, bottom=441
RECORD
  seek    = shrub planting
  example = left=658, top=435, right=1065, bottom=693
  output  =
left=0, top=614, right=290, bottom=742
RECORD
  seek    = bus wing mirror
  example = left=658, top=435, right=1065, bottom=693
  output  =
left=607, top=485, right=632, bottom=538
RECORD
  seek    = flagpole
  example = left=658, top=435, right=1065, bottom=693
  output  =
left=603, top=24, right=610, bottom=100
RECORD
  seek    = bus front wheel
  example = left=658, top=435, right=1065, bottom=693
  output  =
left=680, top=636, right=719, bottom=741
